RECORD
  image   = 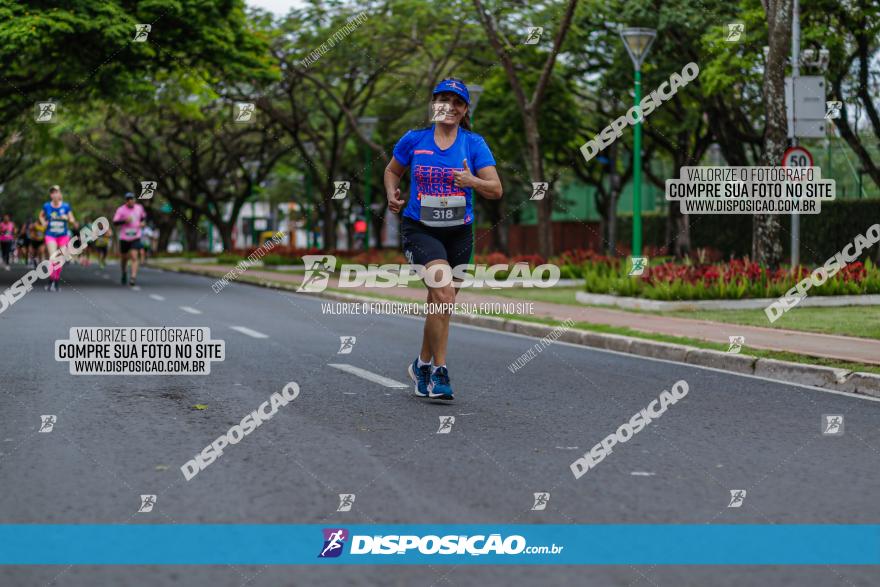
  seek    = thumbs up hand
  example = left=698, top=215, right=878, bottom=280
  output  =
left=452, top=158, right=476, bottom=188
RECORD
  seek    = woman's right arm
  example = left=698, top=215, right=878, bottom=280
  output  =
left=384, top=157, right=407, bottom=213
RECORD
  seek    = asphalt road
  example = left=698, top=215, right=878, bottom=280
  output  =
left=1, top=261, right=879, bottom=586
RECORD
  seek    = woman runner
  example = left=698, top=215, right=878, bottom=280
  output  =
left=384, top=78, right=503, bottom=401
left=0, top=214, right=16, bottom=270
left=39, top=185, right=77, bottom=291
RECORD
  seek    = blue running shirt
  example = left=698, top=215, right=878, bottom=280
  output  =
left=42, top=201, right=72, bottom=237
left=392, top=125, right=496, bottom=227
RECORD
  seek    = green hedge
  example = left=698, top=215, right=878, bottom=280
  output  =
left=617, top=199, right=880, bottom=264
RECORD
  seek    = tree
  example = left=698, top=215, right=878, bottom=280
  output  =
left=472, top=0, right=580, bottom=258
left=0, top=0, right=270, bottom=184
left=753, top=0, right=792, bottom=267
left=813, top=0, right=880, bottom=191
left=60, top=91, right=291, bottom=251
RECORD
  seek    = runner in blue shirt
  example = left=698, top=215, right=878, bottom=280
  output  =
left=384, top=78, right=503, bottom=401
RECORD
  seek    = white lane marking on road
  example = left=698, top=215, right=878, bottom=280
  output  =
left=179, top=306, right=202, bottom=314
left=631, top=471, right=656, bottom=477
left=555, top=446, right=579, bottom=450
left=149, top=294, right=165, bottom=301
left=131, top=286, right=141, bottom=291
left=328, top=363, right=409, bottom=389
left=230, top=326, right=269, bottom=339
left=343, top=392, right=357, bottom=395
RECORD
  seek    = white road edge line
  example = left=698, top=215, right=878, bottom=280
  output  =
left=452, top=321, right=880, bottom=403
left=229, top=326, right=269, bottom=339
left=328, top=363, right=409, bottom=388
left=149, top=294, right=165, bottom=301
left=179, top=306, right=202, bottom=315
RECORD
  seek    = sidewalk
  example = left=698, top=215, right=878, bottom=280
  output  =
left=166, top=261, right=880, bottom=366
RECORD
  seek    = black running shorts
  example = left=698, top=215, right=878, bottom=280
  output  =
left=119, top=239, right=143, bottom=254
left=401, top=216, right=473, bottom=269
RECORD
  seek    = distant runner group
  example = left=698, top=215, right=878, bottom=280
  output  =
left=1, top=186, right=156, bottom=291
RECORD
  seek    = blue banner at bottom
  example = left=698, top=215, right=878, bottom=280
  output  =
left=1, top=525, right=878, bottom=565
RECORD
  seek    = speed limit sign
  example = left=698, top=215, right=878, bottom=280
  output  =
left=782, top=146, right=813, bottom=167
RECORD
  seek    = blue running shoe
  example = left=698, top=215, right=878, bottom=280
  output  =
left=407, top=359, right=431, bottom=398
left=428, top=366, right=454, bottom=401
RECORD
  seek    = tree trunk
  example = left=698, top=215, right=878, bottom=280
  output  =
left=157, top=221, right=173, bottom=253
left=486, top=197, right=508, bottom=255
left=217, top=220, right=234, bottom=252
left=322, top=201, right=335, bottom=250
left=607, top=145, right=620, bottom=255
left=753, top=0, right=793, bottom=268
left=524, top=114, right=552, bottom=258
left=668, top=162, right=691, bottom=259
left=183, top=215, right=202, bottom=252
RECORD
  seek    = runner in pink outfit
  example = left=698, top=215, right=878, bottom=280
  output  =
left=39, top=185, right=77, bottom=291
left=0, top=214, right=15, bottom=270
left=113, top=193, right=147, bottom=286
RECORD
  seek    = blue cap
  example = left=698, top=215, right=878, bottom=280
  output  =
left=124, top=192, right=135, bottom=199
left=432, top=79, right=470, bottom=105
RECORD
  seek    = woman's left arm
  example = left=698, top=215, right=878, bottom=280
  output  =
left=452, top=160, right=503, bottom=200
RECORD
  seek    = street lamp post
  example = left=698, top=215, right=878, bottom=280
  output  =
left=466, top=84, right=483, bottom=264
left=620, top=27, right=656, bottom=259
left=357, top=116, right=378, bottom=251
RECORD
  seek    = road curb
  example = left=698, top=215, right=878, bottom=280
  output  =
left=158, top=263, right=880, bottom=399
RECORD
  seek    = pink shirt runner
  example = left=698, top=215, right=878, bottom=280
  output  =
left=0, top=221, right=14, bottom=241
left=113, top=203, right=146, bottom=241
